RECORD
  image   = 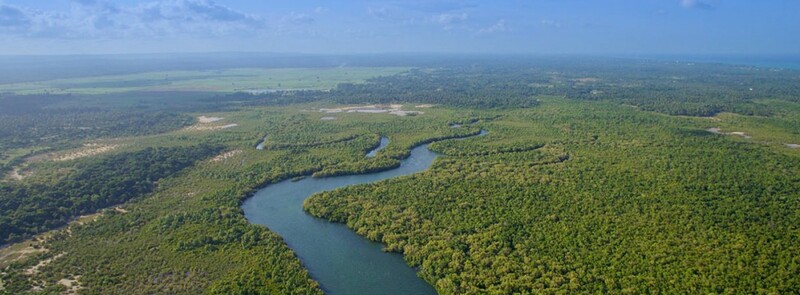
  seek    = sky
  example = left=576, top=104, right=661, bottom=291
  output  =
left=0, top=0, right=798, bottom=56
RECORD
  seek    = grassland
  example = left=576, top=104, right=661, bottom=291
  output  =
left=0, top=67, right=408, bottom=95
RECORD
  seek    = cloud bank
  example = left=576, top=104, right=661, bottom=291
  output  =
left=0, top=0, right=265, bottom=39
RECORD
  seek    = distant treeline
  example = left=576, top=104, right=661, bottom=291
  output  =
left=0, top=94, right=194, bottom=153
left=220, top=59, right=800, bottom=116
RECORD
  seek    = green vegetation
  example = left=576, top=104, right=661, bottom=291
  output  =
left=1, top=59, right=799, bottom=294
left=0, top=144, right=222, bottom=244
left=305, top=98, right=800, bottom=294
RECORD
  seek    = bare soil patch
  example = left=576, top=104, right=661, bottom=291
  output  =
left=52, top=144, right=121, bottom=162
left=787, top=144, right=800, bottom=149
left=24, top=253, right=65, bottom=275
left=0, top=243, right=47, bottom=269
left=5, top=166, right=28, bottom=181
left=211, top=150, right=242, bottom=162
left=58, top=275, right=82, bottom=294
left=184, top=123, right=238, bottom=131
left=706, top=128, right=752, bottom=139
left=197, top=116, right=223, bottom=123
left=319, top=104, right=423, bottom=117
left=320, top=116, right=337, bottom=121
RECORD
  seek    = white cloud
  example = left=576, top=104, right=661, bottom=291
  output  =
left=435, top=12, right=468, bottom=25
left=540, top=19, right=562, bottom=28
left=313, top=7, right=327, bottom=14
left=0, top=4, right=31, bottom=28
left=477, top=19, right=507, bottom=34
left=283, top=12, right=314, bottom=25
left=0, top=0, right=266, bottom=39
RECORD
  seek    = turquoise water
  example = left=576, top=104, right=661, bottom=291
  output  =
left=242, top=134, right=482, bottom=294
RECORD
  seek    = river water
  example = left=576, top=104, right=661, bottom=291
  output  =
left=242, top=136, right=469, bottom=294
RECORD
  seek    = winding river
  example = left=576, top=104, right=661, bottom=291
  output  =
left=242, top=132, right=484, bottom=294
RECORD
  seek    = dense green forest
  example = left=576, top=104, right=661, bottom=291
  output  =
left=1, top=58, right=799, bottom=294
left=305, top=98, right=800, bottom=293
left=0, top=144, right=222, bottom=244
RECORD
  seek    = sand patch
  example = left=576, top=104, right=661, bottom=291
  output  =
left=5, top=166, right=28, bottom=181
left=319, top=105, right=423, bottom=117
left=706, top=128, right=752, bottom=139
left=197, top=116, right=223, bottom=123
left=211, top=150, right=242, bottom=162
left=185, top=123, right=238, bottom=131
left=786, top=144, right=800, bottom=149
left=24, top=253, right=65, bottom=275
left=0, top=243, right=47, bottom=269
left=52, top=144, right=121, bottom=162
left=320, top=117, right=337, bottom=121
left=415, top=104, right=434, bottom=108
left=58, top=276, right=82, bottom=294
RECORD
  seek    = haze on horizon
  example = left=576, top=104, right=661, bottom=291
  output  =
left=0, top=0, right=798, bottom=56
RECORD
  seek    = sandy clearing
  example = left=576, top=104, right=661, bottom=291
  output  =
left=415, top=104, right=434, bottom=108
left=319, top=105, right=423, bottom=117
left=6, top=167, right=26, bottom=181
left=211, top=150, right=242, bottom=162
left=728, top=131, right=752, bottom=139
left=58, top=276, right=82, bottom=294
left=185, top=123, right=238, bottom=131
left=197, top=116, right=223, bottom=123
left=787, top=144, right=800, bottom=149
left=0, top=245, right=48, bottom=269
left=52, top=144, right=121, bottom=162
left=24, top=253, right=65, bottom=275
left=706, top=128, right=752, bottom=139
left=320, top=116, right=337, bottom=121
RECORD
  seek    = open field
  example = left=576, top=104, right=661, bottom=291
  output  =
left=0, top=67, right=408, bottom=95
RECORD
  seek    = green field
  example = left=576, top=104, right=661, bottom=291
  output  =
left=0, top=67, right=408, bottom=95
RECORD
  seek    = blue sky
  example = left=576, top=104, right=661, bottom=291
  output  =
left=0, top=0, right=798, bottom=55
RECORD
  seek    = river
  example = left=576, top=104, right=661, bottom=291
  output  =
left=242, top=132, right=483, bottom=294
